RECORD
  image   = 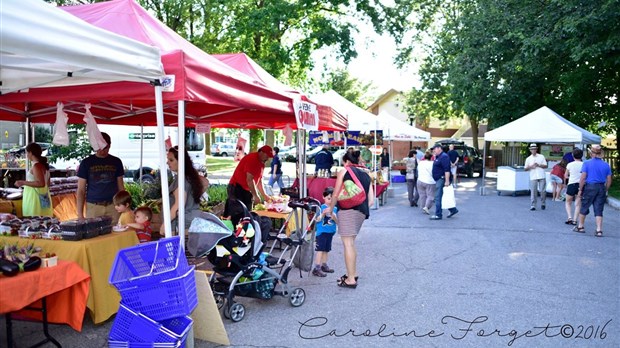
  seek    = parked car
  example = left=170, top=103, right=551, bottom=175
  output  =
left=306, top=146, right=342, bottom=164
left=276, top=145, right=296, bottom=161
left=8, top=142, right=51, bottom=158
left=210, top=143, right=236, bottom=157
left=283, top=146, right=315, bottom=162
left=434, top=139, right=483, bottom=178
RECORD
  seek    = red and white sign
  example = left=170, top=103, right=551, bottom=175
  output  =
left=293, top=100, right=319, bottom=131
left=369, top=145, right=383, bottom=155
left=195, top=123, right=211, bottom=134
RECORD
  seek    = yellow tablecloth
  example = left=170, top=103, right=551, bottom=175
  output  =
left=253, top=209, right=309, bottom=236
left=0, top=232, right=139, bottom=324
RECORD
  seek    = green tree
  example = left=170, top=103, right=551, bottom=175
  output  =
left=47, top=125, right=93, bottom=165
left=319, top=68, right=375, bottom=108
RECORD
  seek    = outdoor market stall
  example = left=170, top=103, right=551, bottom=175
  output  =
left=483, top=106, right=602, bottom=195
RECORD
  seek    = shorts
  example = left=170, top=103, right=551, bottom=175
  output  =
left=315, top=233, right=334, bottom=252
left=566, top=183, right=579, bottom=196
left=580, top=183, right=606, bottom=217
left=550, top=174, right=563, bottom=184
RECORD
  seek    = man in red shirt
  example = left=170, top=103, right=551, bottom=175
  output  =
left=226, top=145, right=273, bottom=213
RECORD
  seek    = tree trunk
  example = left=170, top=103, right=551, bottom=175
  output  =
left=470, top=118, right=480, bottom=150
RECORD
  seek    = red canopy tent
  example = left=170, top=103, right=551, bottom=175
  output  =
left=0, top=0, right=346, bottom=131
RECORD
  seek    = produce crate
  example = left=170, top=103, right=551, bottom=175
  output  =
left=109, top=304, right=192, bottom=348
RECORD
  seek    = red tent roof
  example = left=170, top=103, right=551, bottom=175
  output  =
left=0, top=0, right=345, bottom=130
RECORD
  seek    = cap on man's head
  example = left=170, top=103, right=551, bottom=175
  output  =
left=258, top=145, right=274, bottom=158
left=589, top=144, right=602, bottom=155
left=528, top=143, right=538, bottom=149
left=431, top=144, right=442, bottom=150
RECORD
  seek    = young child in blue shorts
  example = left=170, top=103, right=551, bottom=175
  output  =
left=312, top=187, right=338, bottom=277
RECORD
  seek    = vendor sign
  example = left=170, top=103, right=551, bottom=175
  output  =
left=541, top=144, right=573, bottom=161
left=309, top=130, right=383, bottom=146
left=293, top=100, right=319, bottom=131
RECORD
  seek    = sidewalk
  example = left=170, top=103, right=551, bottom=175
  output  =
left=2, top=175, right=618, bottom=348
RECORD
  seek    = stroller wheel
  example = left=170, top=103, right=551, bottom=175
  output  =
left=215, top=294, right=225, bottom=310
left=229, top=303, right=245, bottom=322
left=289, top=288, right=306, bottom=307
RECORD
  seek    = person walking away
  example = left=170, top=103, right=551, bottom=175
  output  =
left=524, top=143, right=548, bottom=211
left=14, top=142, right=53, bottom=217
left=328, top=150, right=374, bottom=288
left=550, top=159, right=567, bottom=201
left=573, top=145, right=612, bottom=237
left=76, top=132, right=124, bottom=221
left=416, top=150, right=436, bottom=215
left=268, top=147, right=284, bottom=190
left=314, top=145, right=334, bottom=176
left=312, top=187, right=338, bottom=277
left=447, top=144, right=460, bottom=187
left=405, top=150, right=419, bottom=207
left=564, top=148, right=583, bottom=225
left=429, top=145, right=458, bottom=220
left=225, top=145, right=273, bottom=215
left=160, top=146, right=205, bottom=236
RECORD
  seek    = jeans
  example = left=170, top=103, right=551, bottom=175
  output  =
left=406, top=177, right=419, bottom=204
left=434, top=178, right=457, bottom=218
left=268, top=174, right=284, bottom=189
left=529, top=178, right=546, bottom=207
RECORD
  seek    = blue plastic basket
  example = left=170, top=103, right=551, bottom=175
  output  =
left=119, top=266, right=198, bottom=321
left=109, top=304, right=192, bottom=347
left=110, top=236, right=191, bottom=291
left=391, top=175, right=406, bottom=183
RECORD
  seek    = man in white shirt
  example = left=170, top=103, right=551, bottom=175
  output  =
left=524, top=143, right=548, bottom=211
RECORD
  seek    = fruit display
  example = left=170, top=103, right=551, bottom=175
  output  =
left=254, top=203, right=266, bottom=211
left=0, top=243, right=43, bottom=276
left=266, top=194, right=290, bottom=212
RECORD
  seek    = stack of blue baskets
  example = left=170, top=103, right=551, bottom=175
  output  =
left=108, top=236, right=198, bottom=347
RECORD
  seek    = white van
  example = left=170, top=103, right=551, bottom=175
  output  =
left=95, top=125, right=205, bottom=182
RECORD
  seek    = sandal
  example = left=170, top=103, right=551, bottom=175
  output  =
left=337, top=278, right=357, bottom=289
left=573, top=226, right=585, bottom=233
left=595, top=231, right=603, bottom=237
left=339, top=274, right=359, bottom=283
left=565, top=218, right=573, bottom=225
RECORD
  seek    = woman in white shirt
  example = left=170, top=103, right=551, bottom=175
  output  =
left=416, top=151, right=436, bottom=215
left=564, top=148, right=583, bottom=225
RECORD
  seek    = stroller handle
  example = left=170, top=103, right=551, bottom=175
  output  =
left=288, top=196, right=320, bottom=211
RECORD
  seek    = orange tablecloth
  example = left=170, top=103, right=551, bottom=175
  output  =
left=0, top=232, right=139, bottom=324
left=0, top=260, right=90, bottom=331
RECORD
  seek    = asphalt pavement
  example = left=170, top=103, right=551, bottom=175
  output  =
left=2, top=166, right=618, bottom=348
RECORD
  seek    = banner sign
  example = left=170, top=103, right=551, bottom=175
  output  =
left=309, top=130, right=383, bottom=146
left=293, top=100, right=319, bottom=130
left=195, top=123, right=211, bottom=134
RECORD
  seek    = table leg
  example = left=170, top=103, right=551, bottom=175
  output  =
left=6, top=313, right=13, bottom=348
left=10, top=297, right=63, bottom=348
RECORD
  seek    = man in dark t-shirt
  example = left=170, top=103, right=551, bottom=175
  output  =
left=77, top=132, right=125, bottom=220
left=430, top=144, right=458, bottom=220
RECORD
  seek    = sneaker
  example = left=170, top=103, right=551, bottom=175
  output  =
left=321, top=265, right=335, bottom=273
left=447, top=209, right=459, bottom=218
left=541, top=204, right=546, bottom=210
left=530, top=206, right=536, bottom=211
left=410, top=201, right=415, bottom=207
left=429, top=215, right=442, bottom=220
left=312, top=268, right=327, bottom=277
left=422, top=207, right=430, bottom=215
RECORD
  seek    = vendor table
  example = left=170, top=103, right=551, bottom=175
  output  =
left=0, top=232, right=138, bottom=324
left=0, top=260, right=90, bottom=347
left=0, top=192, right=78, bottom=220
left=253, top=209, right=308, bottom=236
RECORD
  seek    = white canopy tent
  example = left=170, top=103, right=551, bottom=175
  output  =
left=313, top=90, right=378, bottom=132
left=0, top=0, right=164, bottom=94
left=377, top=111, right=431, bottom=141
left=484, top=106, right=601, bottom=144
left=481, top=106, right=602, bottom=195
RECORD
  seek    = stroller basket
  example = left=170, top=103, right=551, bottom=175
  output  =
left=235, top=274, right=276, bottom=299
left=110, top=236, right=190, bottom=291
left=109, top=304, right=193, bottom=347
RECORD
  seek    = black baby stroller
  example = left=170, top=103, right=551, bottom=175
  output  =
left=188, top=200, right=306, bottom=322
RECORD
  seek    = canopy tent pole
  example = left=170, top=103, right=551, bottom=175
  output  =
left=372, top=127, right=378, bottom=210
left=139, top=122, right=144, bottom=183
left=155, top=87, right=172, bottom=238
left=25, top=116, right=31, bottom=173
left=481, top=144, right=487, bottom=196
left=178, top=101, right=186, bottom=249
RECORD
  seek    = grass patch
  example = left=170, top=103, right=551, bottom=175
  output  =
left=205, top=156, right=237, bottom=173
left=609, top=175, right=620, bottom=199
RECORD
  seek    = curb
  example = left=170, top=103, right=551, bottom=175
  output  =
left=607, top=196, right=620, bottom=211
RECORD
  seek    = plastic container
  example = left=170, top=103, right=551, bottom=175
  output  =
left=109, top=304, right=192, bottom=347
left=119, top=267, right=197, bottom=321
left=391, top=175, right=406, bottom=183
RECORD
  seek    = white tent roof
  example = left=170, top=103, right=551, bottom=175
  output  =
left=484, top=106, right=601, bottom=144
left=0, top=0, right=164, bottom=95
left=377, top=111, right=431, bottom=141
left=313, top=90, right=378, bottom=132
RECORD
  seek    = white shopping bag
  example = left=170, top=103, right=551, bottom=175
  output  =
left=52, top=102, right=69, bottom=146
left=441, top=186, right=456, bottom=209
left=83, top=104, right=108, bottom=151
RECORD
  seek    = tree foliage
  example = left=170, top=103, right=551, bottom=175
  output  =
left=319, top=68, right=375, bottom=108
